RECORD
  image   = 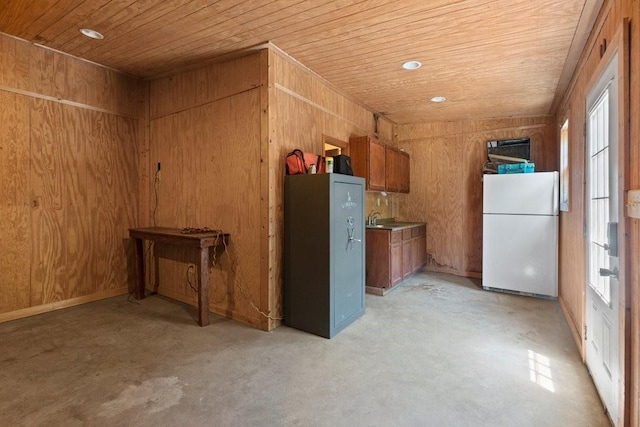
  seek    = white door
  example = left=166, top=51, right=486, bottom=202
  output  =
left=585, top=53, right=620, bottom=425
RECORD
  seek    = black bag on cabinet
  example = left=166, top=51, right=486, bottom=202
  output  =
left=333, top=155, right=353, bottom=175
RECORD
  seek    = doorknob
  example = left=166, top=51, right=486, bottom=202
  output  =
left=599, top=267, right=619, bottom=279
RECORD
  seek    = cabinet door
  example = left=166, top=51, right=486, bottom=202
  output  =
left=416, top=236, right=426, bottom=271
left=332, top=180, right=364, bottom=329
left=390, top=242, right=403, bottom=285
left=366, top=229, right=392, bottom=288
left=402, top=240, right=412, bottom=278
left=399, top=152, right=410, bottom=193
left=411, top=237, right=425, bottom=272
left=349, top=136, right=386, bottom=191
left=385, top=147, right=400, bottom=192
left=369, top=139, right=386, bottom=191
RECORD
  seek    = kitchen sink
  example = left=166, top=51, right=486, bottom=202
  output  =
left=366, top=222, right=426, bottom=230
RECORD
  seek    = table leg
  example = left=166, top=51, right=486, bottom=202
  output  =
left=198, top=247, right=210, bottom=326
left=134, top=238, right=145, bottom=299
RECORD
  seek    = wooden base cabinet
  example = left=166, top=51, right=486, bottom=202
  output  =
left=412, top=233, right=427, bottom=273
left=366, top=224, right=426, bottom=291
left=390, top=240, right=403, bottom=285
left=402, top=229, right=413, bottom=278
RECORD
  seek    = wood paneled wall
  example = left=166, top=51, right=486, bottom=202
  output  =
left=145, top=47, right=391, bottom=331
left=268, top=48, right=391, bottom=328
left=0, top=33, right=145, bottom=322
left=631, top=0, right=640, bottom=422
left=394, top=117, right=557, bottom=278
left=148, top=53, right=266, bottom=329
left=555, top=0, right=639, bottom=424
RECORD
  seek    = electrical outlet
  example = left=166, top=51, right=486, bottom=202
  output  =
left=628, top=190, right=640, bottom=218
left=376, top=198, right=380, bottom=207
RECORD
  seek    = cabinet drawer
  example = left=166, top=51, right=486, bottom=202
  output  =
left=412, top=225, right=426, bottom=238
left=402, top=229, right=412, bottom=240
left=391, top=231, right=402, bottom=244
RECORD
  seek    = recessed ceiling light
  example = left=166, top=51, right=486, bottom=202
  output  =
left=79, top=28, right=104, bottom=40
left=402, top=61, right=422, bottom=70
left=431, top=96, right=446, bottom=103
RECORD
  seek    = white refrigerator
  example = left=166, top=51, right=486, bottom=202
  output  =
left=482, top=172, right=559, bottom=298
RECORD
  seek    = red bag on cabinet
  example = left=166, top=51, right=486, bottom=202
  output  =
left=285, top=149, right=326, bottom=175
left=286, top=149, right=306, bottom=175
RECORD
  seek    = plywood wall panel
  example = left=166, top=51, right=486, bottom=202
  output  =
left=29, top=99, right=69, bottom=305
left=425, top=136, right=465, bottom=272
left=0, top=32, right=144, bottom=322
left=0, top=92, right=31, bottom=314
left=462, top=133, right=487, bottom=273
left=268, top=48, right=378, bottom=326
left=0, top=33, right=145, bottom=118
left=555, top=0, right=632, bottom=358
left=27, top=100, right=141, bottom=304
left=629, top=0, right=640, bottom=423
left=0, top=33, right=30, bottom=90
left=377, top=117, right=394, bottom=143
left=60, top=104, right=91, bottom=299
left=555, top=0, right=639, bottom=423
left=149, top=53, right=261, bottom=119
left=271, top=51, right=376, bottom=138
left=149, top=85, right=263, bottom=328
left=396, top=116, right=557, bottom=277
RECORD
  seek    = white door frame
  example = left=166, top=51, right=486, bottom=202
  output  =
left=582, top=21, right=630, bottom=426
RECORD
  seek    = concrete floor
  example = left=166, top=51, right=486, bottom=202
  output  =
left=0, top=272, right=609, bottom=426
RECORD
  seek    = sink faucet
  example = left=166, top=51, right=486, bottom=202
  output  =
left=367, top=211, right=382, bottom=226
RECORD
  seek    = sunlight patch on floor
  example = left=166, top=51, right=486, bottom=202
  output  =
left=528, top=350, right=555, bottom=392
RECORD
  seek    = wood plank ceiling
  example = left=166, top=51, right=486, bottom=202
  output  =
left=0, top=0, right=597, bottom=123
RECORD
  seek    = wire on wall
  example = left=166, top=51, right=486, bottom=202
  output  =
left=130, top=167, right=161, bottom=304
left=181, top=228, right=282, bottom=321
left=186, top=264, right=196, bottom=293
left=152, top=168, right=160, bottom=227
left=220, top=235, right=283, bottom=321
left=145, top=168, right=162, bottom=285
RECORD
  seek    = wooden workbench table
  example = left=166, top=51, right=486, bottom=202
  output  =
left=129, top=226, right=229, bottom=326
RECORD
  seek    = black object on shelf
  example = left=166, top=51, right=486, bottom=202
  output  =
left=332, top=155, right=353, bottom=175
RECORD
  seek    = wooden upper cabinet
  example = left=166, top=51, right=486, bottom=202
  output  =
left=349, top=135, right=386, bottom=191
left=350, top=135, right=410, bottom=193
left=399, top=151, right=410, bottom=194
left=385, top=146, right=401, bottom=192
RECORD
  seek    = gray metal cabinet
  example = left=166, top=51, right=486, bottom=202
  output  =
left=284, top=174, right=365, bottom=338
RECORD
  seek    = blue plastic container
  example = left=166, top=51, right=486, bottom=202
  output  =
left=497, top=163, right=535, bottom=174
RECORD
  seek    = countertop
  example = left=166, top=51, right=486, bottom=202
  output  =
left=365, top=221, right=426, bottom=231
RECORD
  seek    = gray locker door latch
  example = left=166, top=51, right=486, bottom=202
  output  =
left=346, top=216, right=361, bottom=250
